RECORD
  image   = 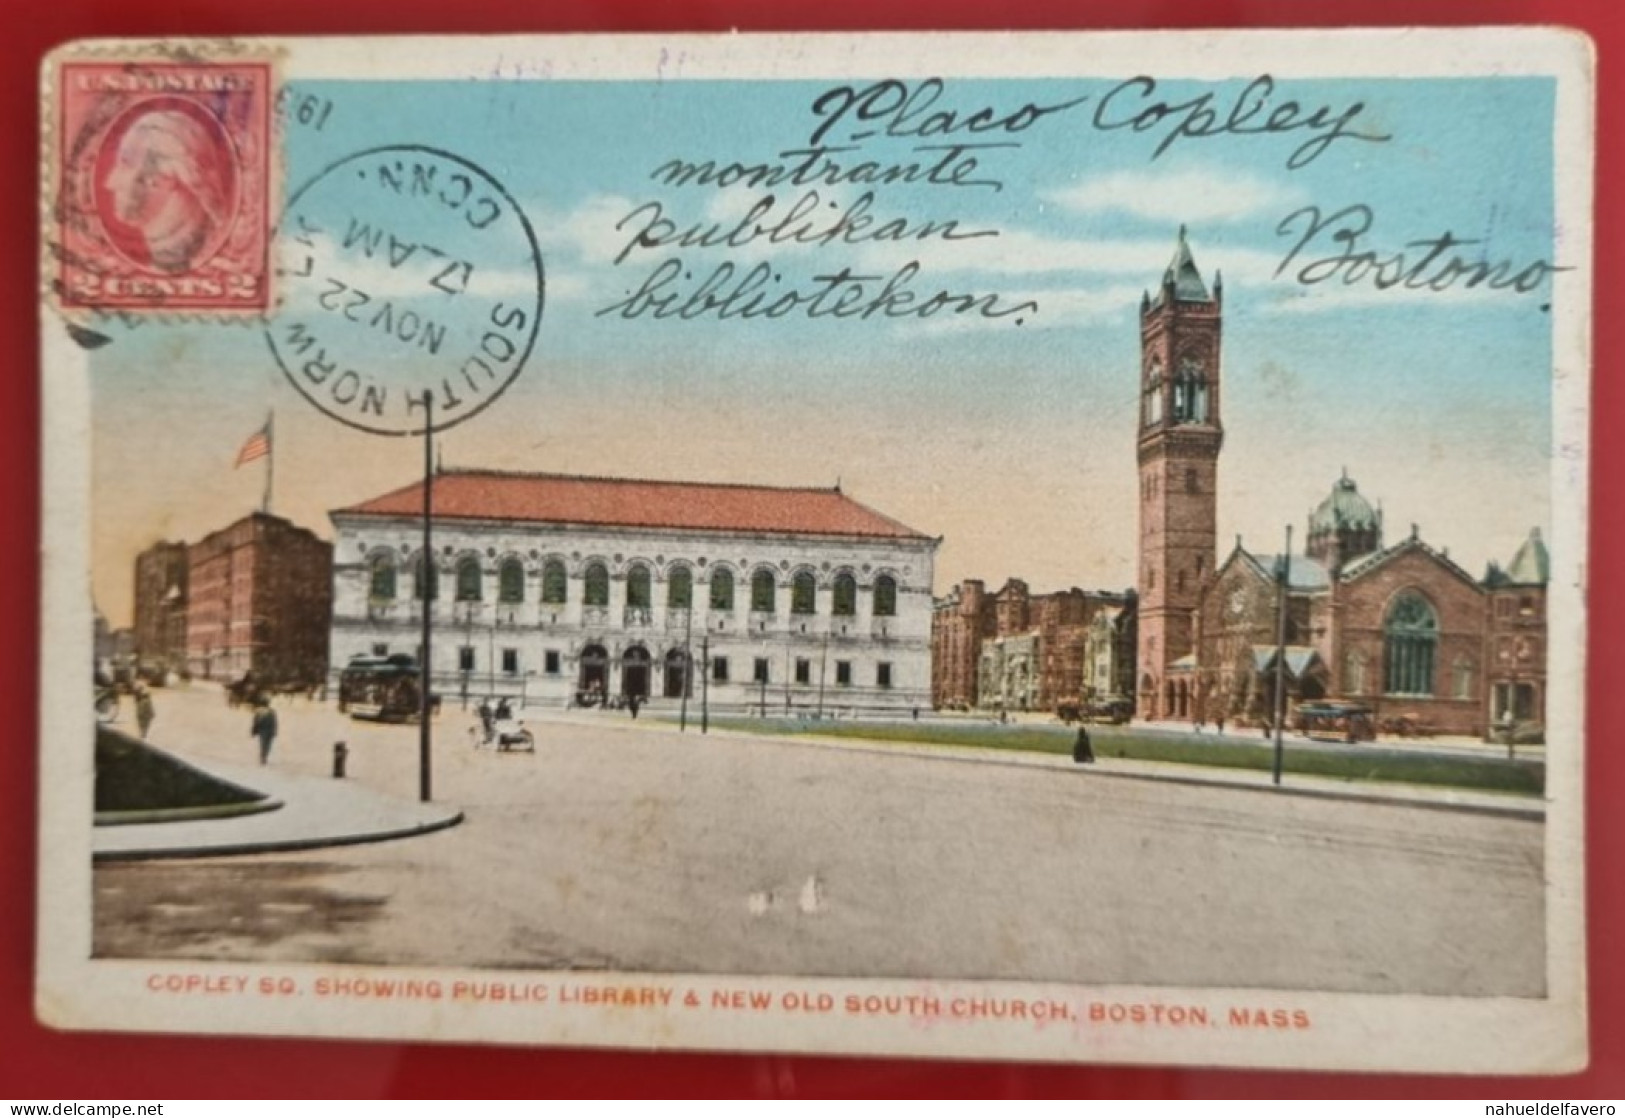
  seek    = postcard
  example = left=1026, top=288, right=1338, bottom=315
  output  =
left=37, top=29, right=1592, bottom=1071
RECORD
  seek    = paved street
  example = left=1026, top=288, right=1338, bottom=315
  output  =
left=94, top=686, right=1546, bottom=995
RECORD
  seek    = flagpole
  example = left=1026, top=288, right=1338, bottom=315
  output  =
left=262, top=410, right=274, bottom=515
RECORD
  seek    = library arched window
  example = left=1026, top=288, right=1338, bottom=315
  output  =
left=791, top=571, right=816, bottom=615
left=832, top=573, right=857, bottom=616
left=626, top=564, right=652, bottom=610
left=455, top=557, right=483, bottom=602
left=413, top=555, right=438, bottom=601
left=541, top=559, right=567, bottom=604
left=751, top=569, right=777, bottom=613
left=583, top=562, right=609, bottom=607
left=668, top=566, right=693, bottom=610
left=369, top=554, right=397, bottom=601
left=498, top=558, right=525, bottom=604
left=709, top=568, right=735, bottom=611
left=1383, top=592, right=1438, bottom=696
left=873, top=575, right=898, bottom=617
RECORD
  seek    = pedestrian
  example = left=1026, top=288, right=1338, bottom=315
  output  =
left=1214, top=712, right=1226, bottom=736
left=628, top=693, right=641, bottom=720
left=477, top=696, right=495, bottom=744
left=134, top=683, right=155, bottom=739
left=1072, top=725, right=1096, bottom=764
left=250, top=698, right=278, bottom=765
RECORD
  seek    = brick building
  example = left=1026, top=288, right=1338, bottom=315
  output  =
left=931, top=578, right=1134, bottom=713
left=132, top=539, right=189, bottom=675
left=186, top=512, right=333, bottom=684
left=1134, top=230, right=1547, bottom=738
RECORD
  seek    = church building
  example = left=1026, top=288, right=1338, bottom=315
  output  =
left=1134, top=231, right=1547, bottom=739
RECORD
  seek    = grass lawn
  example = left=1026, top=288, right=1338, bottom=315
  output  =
left=95, top=726, right=268, bottom=814
left=690, top=716, right=1545, bottom=797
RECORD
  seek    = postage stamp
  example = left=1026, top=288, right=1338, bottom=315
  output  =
left=50, top=55, right=273, bottom=313
left=36, top=30, right=1592, bottom=1072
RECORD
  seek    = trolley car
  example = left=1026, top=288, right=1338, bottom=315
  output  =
left=337, top=654, right=441, bottom=721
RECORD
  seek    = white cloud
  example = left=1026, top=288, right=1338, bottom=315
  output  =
left=1258, top=279, right=1545, bottom=315
left=906, top=283, right=1145, bottom=337
left=1042, top=166, right=1307, bottom=224
left=851, top=228, right=1279, bottom=287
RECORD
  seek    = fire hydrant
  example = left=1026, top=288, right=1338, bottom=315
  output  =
left=332, top=741, right=348, bottom=779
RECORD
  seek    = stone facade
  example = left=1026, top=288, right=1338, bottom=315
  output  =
left=328, top=470, right=937, bottom=714
left=185, top=513, right=334, bottom=684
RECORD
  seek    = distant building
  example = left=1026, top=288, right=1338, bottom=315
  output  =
left=327, top=469, right=938, bottom=713
left=185, top=512, right=333, bottom=684
left=931, top=578, right=1134, bottom=713
left=133, top=540, right=189, bottom=673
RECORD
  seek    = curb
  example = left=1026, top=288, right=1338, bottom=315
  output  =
left=93, top=809, right=465, bottom=863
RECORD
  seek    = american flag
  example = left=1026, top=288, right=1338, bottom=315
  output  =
left=234, top=423, right=271, bottom=468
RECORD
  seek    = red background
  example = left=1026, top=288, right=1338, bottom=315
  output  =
left=5, top=0, right=1619, bottom=1099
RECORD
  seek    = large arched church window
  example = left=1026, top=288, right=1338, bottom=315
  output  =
left=1383, top=592, right=1438, bottom=696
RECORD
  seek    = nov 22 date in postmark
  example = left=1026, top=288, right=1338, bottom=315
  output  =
left=50, top=55, right=273, bottom=314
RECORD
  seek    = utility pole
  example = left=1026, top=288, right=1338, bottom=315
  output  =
left=700, top=633, right=710, bottom=734
left=1271, top=524, right=1292, bottom=786
left=418, top=392, right=434, bottom=803
left=680, top=598, right=692, bottom=732
left=816, top=630, right=829, bottom=719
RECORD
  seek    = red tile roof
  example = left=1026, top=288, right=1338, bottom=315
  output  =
left=333, top=470, right=932, bottom=541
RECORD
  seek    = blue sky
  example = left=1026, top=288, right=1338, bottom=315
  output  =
left=91, top=73, right=1562, bottom=623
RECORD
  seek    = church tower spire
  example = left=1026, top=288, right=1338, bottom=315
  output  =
left=1136, top=227, right=1224, bottom=721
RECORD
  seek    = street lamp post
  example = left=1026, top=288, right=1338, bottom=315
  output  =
left=417, top=391, right=434, bottom=804
left=700, top=632, right=710, bottom=734
left=1271, top=524, right=1293, bottom=786
left=680, top=596, right=693, bottom=732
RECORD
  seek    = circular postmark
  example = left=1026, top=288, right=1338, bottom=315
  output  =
left=266, top=145, right=544, bottom=436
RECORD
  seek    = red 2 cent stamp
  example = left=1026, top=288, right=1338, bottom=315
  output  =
left=53, top=59, right=273, bottom=313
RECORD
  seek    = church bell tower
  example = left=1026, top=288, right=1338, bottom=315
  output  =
left=1136, top=227, right=1223, bottom=721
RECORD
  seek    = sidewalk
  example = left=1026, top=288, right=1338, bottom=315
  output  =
left=625, top=712, right=1546, bottom=821
left=93, top=757, right=463, bottom=862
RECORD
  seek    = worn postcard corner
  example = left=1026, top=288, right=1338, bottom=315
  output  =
left=37, top=28, right=1592, bottom=1072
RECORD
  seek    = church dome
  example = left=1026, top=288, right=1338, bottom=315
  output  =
left=1309, top=472, right=1379, bottom=534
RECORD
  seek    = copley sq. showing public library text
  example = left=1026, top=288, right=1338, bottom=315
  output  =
left=36, top=29, right=1591, bottom=1072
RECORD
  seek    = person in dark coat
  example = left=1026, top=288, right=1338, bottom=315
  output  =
left=1073, top=725, right=1096, bottom=764
left=250, top=699, right=278, bottom=765
left=134, top=683, right=155, bottom=740
left=477, top=697, right=495, bottom=744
